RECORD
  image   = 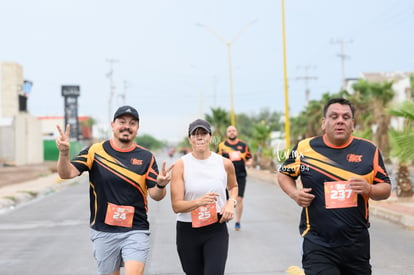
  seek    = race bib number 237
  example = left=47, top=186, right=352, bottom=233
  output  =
left=324, top=181, right=357, bottom=209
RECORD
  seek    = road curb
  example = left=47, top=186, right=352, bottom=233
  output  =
left=370, top=204, right=414, bottom=229
left=0, top=173, right=88, bottom=212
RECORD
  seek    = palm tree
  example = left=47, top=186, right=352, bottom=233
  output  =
left=205, top=107, right=230, bottom=147
left=388, top=100, right=414, bottom=197
left=251, top=121, right=274, bottom=169
left=351, top=80, right=395, bottom=162
left=289, top=99, right=324, bottom=144
left=290, top=92, right=343, bottom=144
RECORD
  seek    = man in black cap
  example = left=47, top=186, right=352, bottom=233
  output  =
left=56, top=105, right=173, bottom=275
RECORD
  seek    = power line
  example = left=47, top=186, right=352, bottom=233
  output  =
left=295, top=65, right=318, bottom=105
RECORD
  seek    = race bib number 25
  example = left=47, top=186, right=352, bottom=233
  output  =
left=324, top=181, right=357, bottom=209
left=191, top=203, right=218, bottom=228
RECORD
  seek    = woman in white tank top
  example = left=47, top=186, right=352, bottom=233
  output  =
left=170, top=119, right=238, bottom=275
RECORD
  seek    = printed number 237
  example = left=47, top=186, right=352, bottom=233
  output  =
left=331, top=189, right=352, bottom=199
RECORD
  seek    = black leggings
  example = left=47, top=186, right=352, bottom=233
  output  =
left=176, top=220, right=229, bottom=275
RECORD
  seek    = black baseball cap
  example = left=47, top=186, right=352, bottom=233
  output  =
left=188, top=119, right=211, bottom=136
left=113, top=105, right=139, bottom=121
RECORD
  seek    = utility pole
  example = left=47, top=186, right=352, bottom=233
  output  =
left=196, top=19, right=257, bottom=126
left=296, top=65, right=317, bottom=105
left=331, top=39, right=352, bottom=90
left=106, top=58, right=119, bottom=137
left=118, top=80, right=128, bottom=105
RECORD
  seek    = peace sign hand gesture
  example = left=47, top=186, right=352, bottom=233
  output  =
left=157, top=161, right=174, bottom=187
left=56, top=124, right=71, bottom=154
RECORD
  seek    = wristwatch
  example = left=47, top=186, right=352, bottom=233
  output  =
left=229, top=198, right=237, bottom=208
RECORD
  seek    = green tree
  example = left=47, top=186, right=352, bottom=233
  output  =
left=136, top=134, right=166, bottom=151
left=239, top=109, right=282, bottom=169
left=388, top=100, right=414, bottom=197
left=289, top=92, right=343, bottom=144
left=351, top=80, right=395, bottom=162
left=234, top=113, right=254, bottom=138
left=250, top=120, right=274, bottom=169
left=205, top=107, right=230, bottom=146
left=203, top=107, right=282, bottom=169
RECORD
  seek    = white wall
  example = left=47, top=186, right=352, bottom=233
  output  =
left=0, top=62, right=21, bottom=118
left=13, top=114, right=43, bottom=165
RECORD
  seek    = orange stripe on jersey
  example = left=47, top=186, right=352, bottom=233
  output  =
left=323, top=134, right=353, bottom=149
left=95, top=156, right=146, bottom=191
left=303, top=162, right=344, bottom=181
left=89, top=182, right=98, bottom=226
left=94, top=157, right=149, bottom=211
left=146, top=156, right=158, bottom=184
left=373, top=148, right=387, bottom=179
left=109, top=139, right=137, bottom=152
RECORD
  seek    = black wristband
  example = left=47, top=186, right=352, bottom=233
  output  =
left=156, top=183, right=166, bottom=189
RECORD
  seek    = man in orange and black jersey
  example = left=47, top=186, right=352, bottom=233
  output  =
left=278, top=98, right=391, bottom=275
left=56, top=105, right=173, bottom=275
left=217, top=126, right=252, bottom=231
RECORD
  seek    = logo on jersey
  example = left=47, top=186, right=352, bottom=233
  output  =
left=131, top=158, right=143, bottom=165
left=347, top=154, right=362, bottom=162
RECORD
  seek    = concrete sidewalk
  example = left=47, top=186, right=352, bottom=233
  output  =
left=0, top=169, right=87, bottom=212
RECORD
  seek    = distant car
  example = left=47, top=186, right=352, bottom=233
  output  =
left=168, top=147, right=176, bottom=158
left=179, top=147, right=191, bottom=155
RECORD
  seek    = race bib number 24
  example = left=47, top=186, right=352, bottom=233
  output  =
left=104, top=202, right=135, bottom=228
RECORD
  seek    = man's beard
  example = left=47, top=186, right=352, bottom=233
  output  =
left=119, top=136, right=132, bottom=143
left=118, top=128, right=134, bottom=143
left=228, top=136, right=237, bottom=141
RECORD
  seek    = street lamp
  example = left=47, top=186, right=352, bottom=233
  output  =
left=196, top=19, right=257, bottom=126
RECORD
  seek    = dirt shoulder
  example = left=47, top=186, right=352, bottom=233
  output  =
left=0, top=162, right=57, bottom=188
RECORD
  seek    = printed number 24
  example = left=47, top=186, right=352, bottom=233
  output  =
left=113, top=212, right=127, bottom=220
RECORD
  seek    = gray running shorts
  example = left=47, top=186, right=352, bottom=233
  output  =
left=90, top=229, right=150, bottom=274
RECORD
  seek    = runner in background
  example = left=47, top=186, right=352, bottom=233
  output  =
left=217, top=125, right=252, bottom=231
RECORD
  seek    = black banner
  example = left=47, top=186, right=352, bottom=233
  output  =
left=62, top=85, right=80, bottom=140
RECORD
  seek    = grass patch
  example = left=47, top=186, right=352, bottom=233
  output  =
left=3, top=196, right=17, bottom=202
left=18, top=190, right=38, bottom=197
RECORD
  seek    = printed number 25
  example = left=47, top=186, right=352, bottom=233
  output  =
left=198, top=210, right=211, bottom=220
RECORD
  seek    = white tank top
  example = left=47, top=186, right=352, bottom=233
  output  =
left=176, top=152, right=227, bottom=222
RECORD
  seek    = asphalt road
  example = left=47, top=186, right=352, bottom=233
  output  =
left=1, top=160, right=414, bottom=274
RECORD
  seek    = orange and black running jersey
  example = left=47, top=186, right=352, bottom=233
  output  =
left=217, top=139, right=252, bottom=177
left=279, top=135, right=390, bottom=247
left=71, top=140, right=159, bottom=233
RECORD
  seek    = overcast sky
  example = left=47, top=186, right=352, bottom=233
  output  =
left=1, top=0, right=413, bottom=142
